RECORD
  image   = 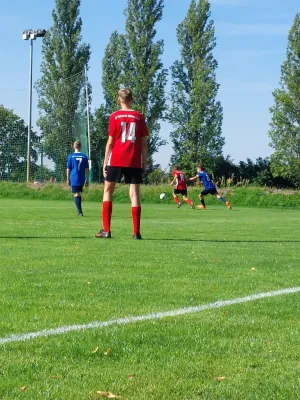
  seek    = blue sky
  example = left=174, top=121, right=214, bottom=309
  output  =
left=0, top=0, right=298, bottom=168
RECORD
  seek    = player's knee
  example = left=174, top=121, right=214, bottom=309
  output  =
left=104, top=182, right=115, bottom=194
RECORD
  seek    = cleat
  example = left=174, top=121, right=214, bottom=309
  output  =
left=226, top=201, right=232, bottom=210
left=197, top=205, right=206, bottom=209
left=191, top=204, right=195, bottom=209
left=77, top=212, right=83, bottom=216
left=177, top=203, right=181, bottom=208
left=133, top=233, right=142, bottom=240
left=95, top=229, right=111, bottom=239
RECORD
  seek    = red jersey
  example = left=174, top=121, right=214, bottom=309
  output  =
left=172, top=170, right=187, bottom=190
left=107, top=110, right=148, bottom=168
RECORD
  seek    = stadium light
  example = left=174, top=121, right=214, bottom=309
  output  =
left=22, top=29, right=46, bottom=183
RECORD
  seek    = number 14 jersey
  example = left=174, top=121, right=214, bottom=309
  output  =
left=107, top=110, right=148, bottom=168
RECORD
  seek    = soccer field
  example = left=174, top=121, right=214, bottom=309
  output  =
left=0, top=199, right=300, bottom=400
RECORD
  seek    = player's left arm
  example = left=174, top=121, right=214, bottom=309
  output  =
left=85, top=158, right=90, bottom=187
left=189, top=175, right=198, bottom=181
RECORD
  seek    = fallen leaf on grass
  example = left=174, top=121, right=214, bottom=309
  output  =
left=20, top=386, right=27, bottom=392
left=87, top=281, right=92, bottom=285
left=91, top=346, right=99, bottom=354
left=96, top=391, right=121, bottom=399
left=104, top=348, right=111, bottom=356
left=216, top=376, right=225, bottom=381
left=128, top=374, right=136, bottom=380
left=251, top=267, right=256, bottom=271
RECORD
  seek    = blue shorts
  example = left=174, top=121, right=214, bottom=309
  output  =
left=201, top=188, right=218, bottom=196
left=71, top=186, right=83, bottom=194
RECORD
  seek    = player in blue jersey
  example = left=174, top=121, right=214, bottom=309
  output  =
left=67, top=141, right=89, bottom=216
left=189, top=165, right=232, bottom=210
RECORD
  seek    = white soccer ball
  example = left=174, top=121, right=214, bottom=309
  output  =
left=160, top=193, right=166, bottom=200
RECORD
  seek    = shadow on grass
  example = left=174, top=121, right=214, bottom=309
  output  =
left=0, top=236, right=299, bottom=244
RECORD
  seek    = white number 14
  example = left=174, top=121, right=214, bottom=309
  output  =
left=121, top=122, right=136, bottom=143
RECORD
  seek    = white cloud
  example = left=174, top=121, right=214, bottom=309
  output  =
left=218, top=23, right=290, bottom=35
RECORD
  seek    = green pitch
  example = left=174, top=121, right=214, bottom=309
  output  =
left=0, top=199, right=300, bottom=400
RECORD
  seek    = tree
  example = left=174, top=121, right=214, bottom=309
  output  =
left=102, top=32, right=133, bottom=114
left=99, top=1, right=168, bottom=172
left=90, top=106, right=108, bottom=183
left=169, top=0, right=224, bottom=176
left=125, top=0, right=168, bottom=170
left=36, top=0, right=91, bottom=181
left=269, top=13, right=300, bottom=186
left=0, top=105, right=39, bottom=181
left=91, top=32, right=133, bottom=182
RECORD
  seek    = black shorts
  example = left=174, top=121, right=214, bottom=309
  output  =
left=174, top=189, right=187, bottom=196
left=71, top=186, right=83, bottom=194
left=105, top=166, right=143, bottom=184
left=201, top=188, right=218, bottom=196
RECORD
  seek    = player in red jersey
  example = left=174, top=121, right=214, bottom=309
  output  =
left=95, top=88, right=148, bottom=240
left=170, top=166, right=195, bottom=209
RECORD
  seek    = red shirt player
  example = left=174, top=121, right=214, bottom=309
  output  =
left=96, top=88, right=148, bottom=240
left=170, top=166, right=194, bottom=209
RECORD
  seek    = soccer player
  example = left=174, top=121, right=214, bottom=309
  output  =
left=67, top=141, right=89, bottom=216
left=170, top=166, right=194, bottom=209
left=95, top=88, right=148, bottom=240
left=189, top=165, right=232, bottom=210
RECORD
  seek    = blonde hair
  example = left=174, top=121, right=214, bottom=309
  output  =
left=118, top=88, right=133, bottom=104
left=73, top=141, right=82, bottom=149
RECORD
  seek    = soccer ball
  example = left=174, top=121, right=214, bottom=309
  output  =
left=160, top=193, right=166, bottom=200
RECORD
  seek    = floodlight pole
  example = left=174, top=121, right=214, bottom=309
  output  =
left=23, top=29, right=46, bottom=183
left=85, top=65, right=92, bottom=181
left=26, top=39, right=33, bottom=183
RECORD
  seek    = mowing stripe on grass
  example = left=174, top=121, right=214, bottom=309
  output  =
left=1, top=286, right=300, bottom=345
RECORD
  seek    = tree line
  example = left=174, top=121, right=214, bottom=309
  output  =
left=0, top=0, right=299, bottom=187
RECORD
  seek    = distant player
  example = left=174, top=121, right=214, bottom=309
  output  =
left=170, top=166, right=194, bottom=209
left=189, top=165, right=232, bottom=210
left=96, top=88, right=148, bottom=240
left=67, top=141, right=89, bottom=216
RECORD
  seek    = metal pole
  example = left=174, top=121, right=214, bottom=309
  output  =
left=85, top=65, right=92, bottom=183
left=26, top=39, right=33, bottom=183
left=85, top=65, right=91, bottom=158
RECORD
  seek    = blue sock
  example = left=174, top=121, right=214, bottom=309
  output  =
left=74, top=196, right=82, bottom=213
left=219, top=196, right=226, bottom=204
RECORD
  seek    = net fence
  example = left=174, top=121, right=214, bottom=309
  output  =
left=0, top=71, right=89, bottom=183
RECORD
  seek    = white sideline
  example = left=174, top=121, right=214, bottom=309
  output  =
left=1, top=286, right=300, bottom=345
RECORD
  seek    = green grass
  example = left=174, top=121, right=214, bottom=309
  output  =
left=0, top=199, right=300, bottom=399
left=1, top=181, right=300, bottom=208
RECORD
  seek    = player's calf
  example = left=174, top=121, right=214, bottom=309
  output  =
left=216, top=194, right=232, bottom=210
left=183, top=196, right=195, bottom=209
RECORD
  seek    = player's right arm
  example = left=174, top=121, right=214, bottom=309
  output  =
left=170, top=177, right=176, bottom=186
left=103, top=136, right=115, bottom=178
left=66, top=155, right=72, bottom=185
left=189, top=175, right=198, bottom=181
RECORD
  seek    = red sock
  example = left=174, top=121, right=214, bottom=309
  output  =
left=131, top=207, right=141, bottom=235
left=186, top=198, right=193, bottom=206
left=174, top=196, right=180, bottom=205
left=102, top=201, right=112, bottom=232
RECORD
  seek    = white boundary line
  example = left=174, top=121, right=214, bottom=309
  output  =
left=1, top=287, right=300, bottom=345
